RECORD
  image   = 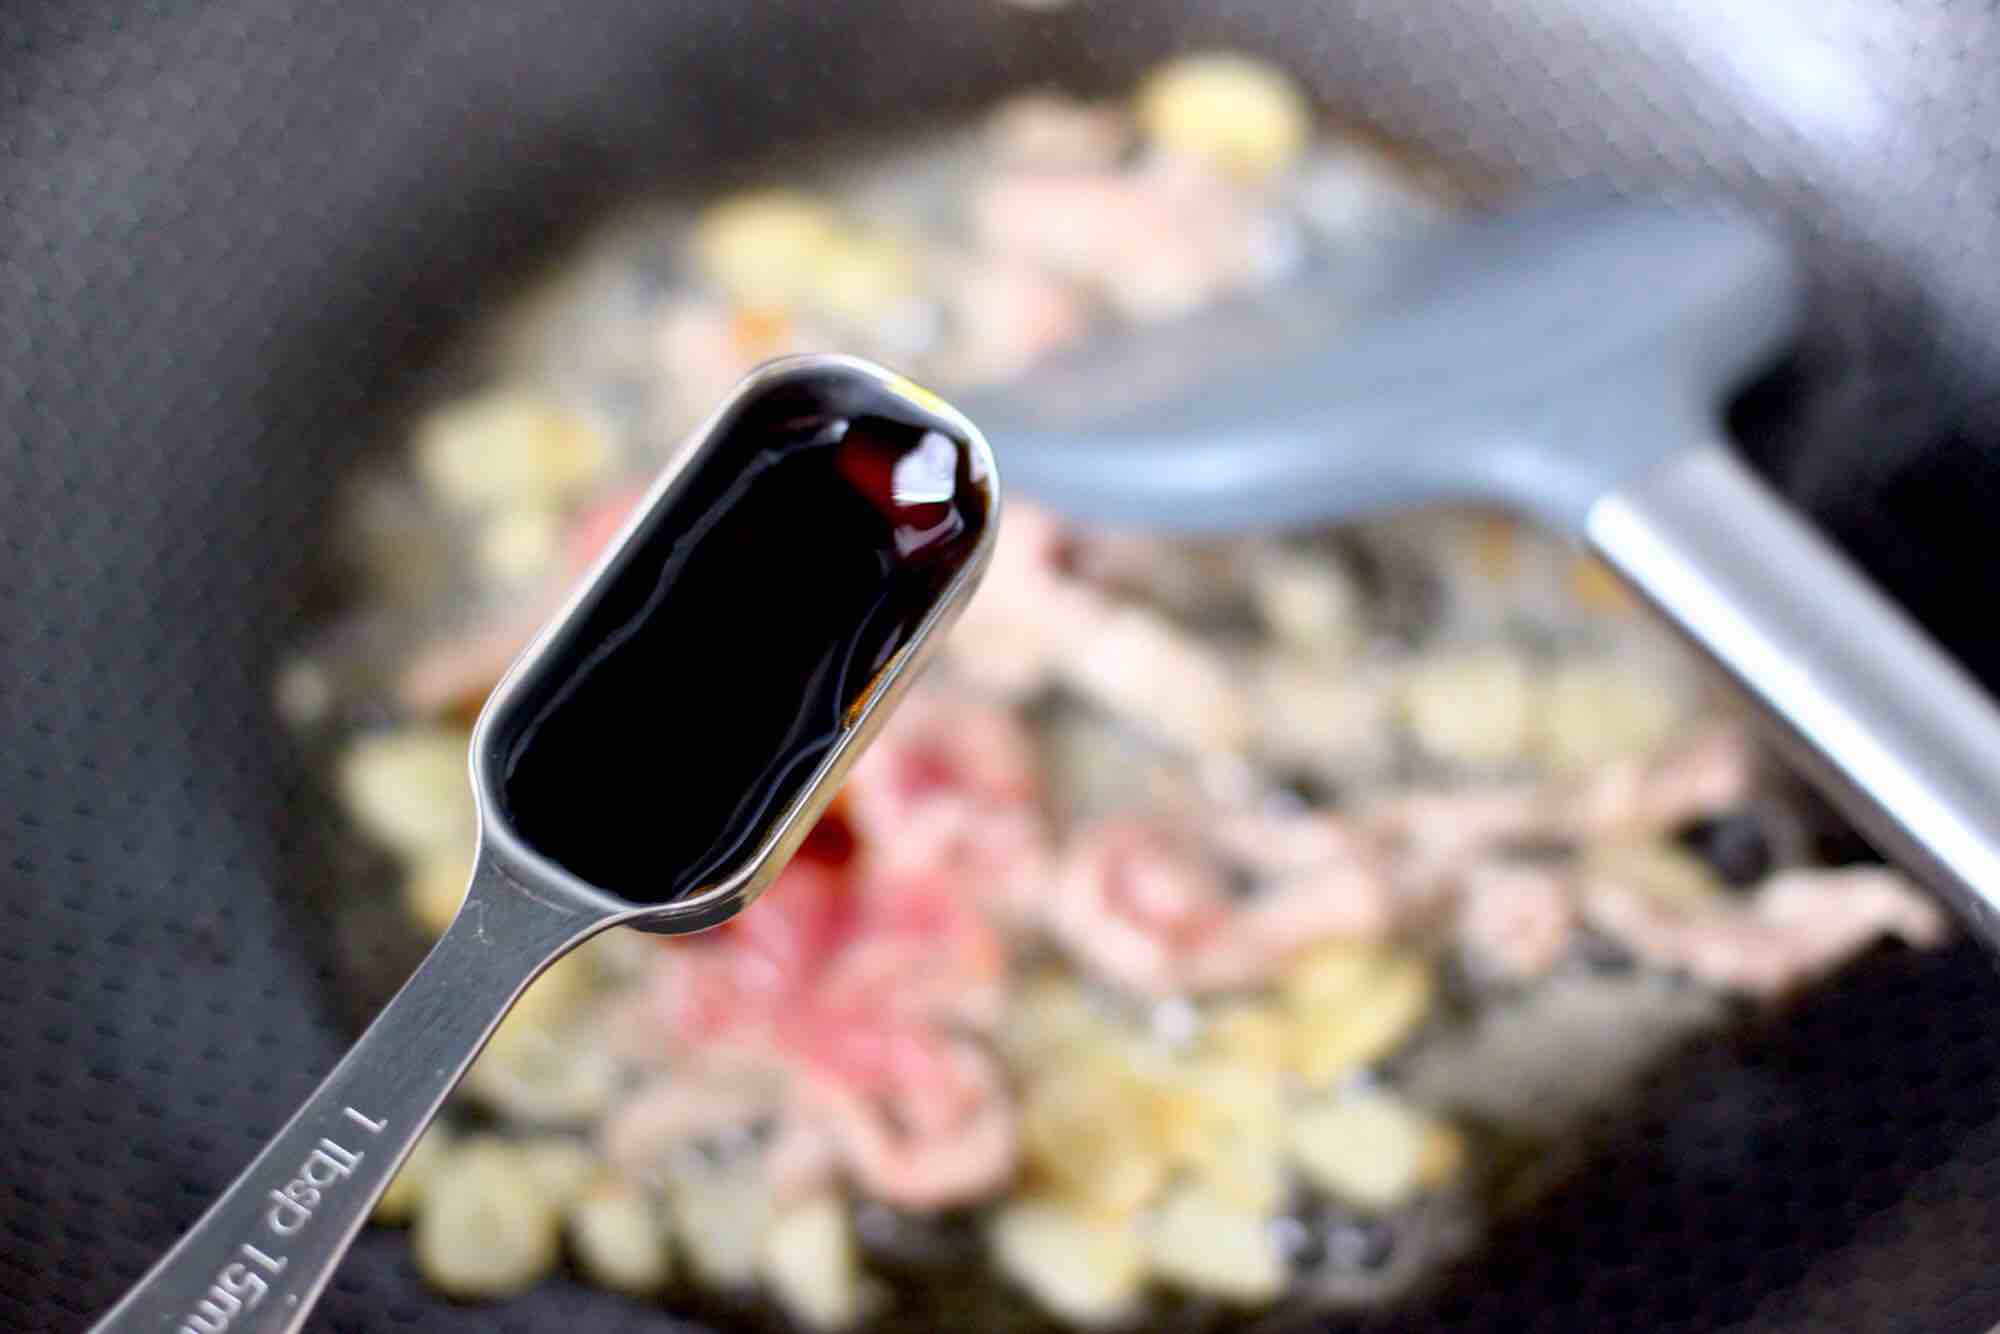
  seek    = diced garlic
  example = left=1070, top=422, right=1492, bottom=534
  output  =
left=1135, top=53, right=1312, bottom=182
left=403, top=847, right=472, bottom=937
left=990, top=1198, right=1148, bottom=1326
left=336, top=728, right=475, bottom=857
left=1154, top=1060, right=1288, bottom=1213
left=1251, top=654, right=1394, bottom=772
left=569, top=1181, right=672, bottom=1296
left=1283, top=943, right=1435, bottom=1087
left=669, top=1165, right=771, bottom=1288
left=1400, top=648, right=1533, bottom=767
left=1022, top=1065, right=1168, bottom=1217
left=1129, top=1074, right=1205, bottom=1167
left=1583, top=841, right=1725, bottom=909
left=1283, top=941, right=1378, bottom=1009
left=372, top=1124, right=452, bottom=1226
left=1537, top=659, right=1684, bottom=772
left=413, top=390, right=608, bottom=511
left=413, top=1137, right=560, bottom=1298
left=807, top=230, right=920, bottom=329
left=1250, top=550, right=1362, bottom=656
left=1288, top=1090, right=1429, bottom=1211
left=520, top=1137, right=600, bottom=1209
left=1169, top=1061, right=1282, bottom=1157
left=1146, top=1184, right=1285, bottom=1302
left=1203, top=1002, right=1290, bottom=1072
left=690, top=190, right=844, bottom=308
left=1196, top=1136, right=1290, bottom=1216
left=476, top=505, right=561, bottom=585
left=760, top=1193, right=865, bottom=1331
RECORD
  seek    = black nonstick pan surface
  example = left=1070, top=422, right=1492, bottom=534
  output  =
left=7, top=1, right=2000, bottom=1330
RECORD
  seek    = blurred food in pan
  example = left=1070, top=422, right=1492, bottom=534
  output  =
left=286, top=52, right=1942, bottom=1330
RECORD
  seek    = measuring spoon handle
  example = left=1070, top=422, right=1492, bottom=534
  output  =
left=1591, top=436, right=2000, bottom=944
left=90, top=859, right=610, bottom=1334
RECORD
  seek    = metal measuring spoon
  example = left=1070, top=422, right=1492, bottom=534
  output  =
left=969, top=194, right=2000, bottom=948
left=93, top=355, right=999, bottom=1334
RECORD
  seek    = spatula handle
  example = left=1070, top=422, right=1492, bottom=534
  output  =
left=89, top=859, right=609, bottom=1334
left=1590, top=437, right=2000, bottom=943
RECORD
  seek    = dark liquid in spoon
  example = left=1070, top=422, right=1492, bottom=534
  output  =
left=491, top=376, right=991, bottom=903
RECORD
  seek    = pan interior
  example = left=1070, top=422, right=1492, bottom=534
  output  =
left=10, top=2, right=2000, bottom=1332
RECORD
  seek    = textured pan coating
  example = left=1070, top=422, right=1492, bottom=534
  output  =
left=8, top=1, right=2000, bottom=1331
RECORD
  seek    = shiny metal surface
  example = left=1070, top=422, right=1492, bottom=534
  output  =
left=1590, top=441, right=2000, bottom=946
left=87, top=355, right=1000, bottom=1334
left=470, top=354, right=1001, bottom=936
left=87, top=861, right=616, bottom=1334
left=11, top=0, right=2000, bottom=1328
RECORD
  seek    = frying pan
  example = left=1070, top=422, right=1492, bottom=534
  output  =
left=7, top=1, right=2000, bottom=1331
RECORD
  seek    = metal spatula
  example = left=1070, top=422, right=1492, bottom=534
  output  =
left=967, top=194, right=2000, bottom=948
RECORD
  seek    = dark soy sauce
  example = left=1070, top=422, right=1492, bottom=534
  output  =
left=491, top=373, right=991, bottom=903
